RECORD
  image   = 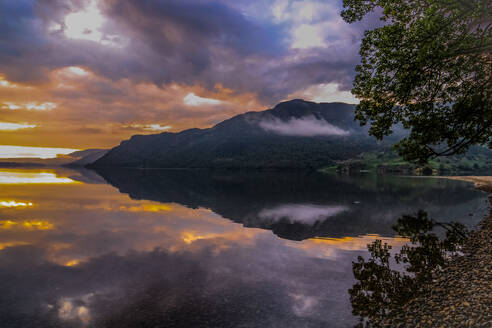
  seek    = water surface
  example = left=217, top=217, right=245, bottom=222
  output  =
left=0, top=168, right=487, bottom=327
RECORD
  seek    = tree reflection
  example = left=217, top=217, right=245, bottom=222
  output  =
left=349, top=210, right=469, bottom=327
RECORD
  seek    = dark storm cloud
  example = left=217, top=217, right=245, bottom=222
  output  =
left=0, top=0, right=46, bottom=82
left=0, top=0, right=386, bottom=149
left=90, top=0, right=289, bottom=93
left=0, top=0, right=381, bottom=102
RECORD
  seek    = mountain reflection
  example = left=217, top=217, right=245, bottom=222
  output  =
left=0, top=168, right=487, bottom=327
left=94, top=168, right=486, bottom=240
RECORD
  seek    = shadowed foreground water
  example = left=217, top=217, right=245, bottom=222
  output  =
left=0, top=168, right=487, bottom=328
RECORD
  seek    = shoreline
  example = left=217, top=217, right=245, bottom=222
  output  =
left=443, top=176, right=492, bottom=193
left=379, top=176, right=492, bottom=327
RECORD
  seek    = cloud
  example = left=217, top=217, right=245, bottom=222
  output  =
left=291, top=24, right=326, bottom=49
left=0, top=122, right=37, bottom=131
left=0, top=145, right=78, bottom=158
left=288, top=83, right=360, bottom=104
left=259, top=116, right=350, bottom=137
left=290, top=293, right=319, bottom=317
left=258, top=204, right=349, bottom=224
left=183, top=93, right=223, bottom=106
left=123, top=124, right=171, bottom=132
left=0, top=201, right=33, bottom=208
left=0, top=0, right=384, bottom=148
left=2, top=102, right=56, bottom=111
left=0, top=0, right=370, bottom=96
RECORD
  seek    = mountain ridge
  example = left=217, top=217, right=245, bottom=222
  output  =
left=89, top=99, right=492, bottom=171
left=91, top=99, right=391, bottom=169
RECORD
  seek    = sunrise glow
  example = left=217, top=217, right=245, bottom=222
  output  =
left=0, top=145, right=78, bottom=159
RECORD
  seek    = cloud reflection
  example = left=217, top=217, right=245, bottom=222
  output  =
left=259, top=116, right=350, bottom=137
left=258, top=204, right=349, bottom=224
left=0, top=200, right=33, bottom=207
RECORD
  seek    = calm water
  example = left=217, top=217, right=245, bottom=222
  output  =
left=0, top=168, right=488, bottom=328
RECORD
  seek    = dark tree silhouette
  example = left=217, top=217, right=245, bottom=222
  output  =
left=342, top=0, right=492, bottom=163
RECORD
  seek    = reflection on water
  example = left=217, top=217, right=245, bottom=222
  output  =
left=0, top=200, right=33, bottom=207
left=0, top=169, right=77, bottom=184
left=350, top=211, right=469, bottom=327
left=95, top=169, right=487, bottom=239
left=0, top=168, right=487, bottom=327
left=0, top=220, right=54, bottom=230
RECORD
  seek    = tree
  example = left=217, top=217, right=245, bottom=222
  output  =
left=342, top=0, right=491, bottom=163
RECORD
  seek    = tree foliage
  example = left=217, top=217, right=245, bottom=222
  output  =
left=342, top=0, right=492, bottom=163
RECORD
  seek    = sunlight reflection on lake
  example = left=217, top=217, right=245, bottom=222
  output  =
left=0, top=169, right=77, bottom=184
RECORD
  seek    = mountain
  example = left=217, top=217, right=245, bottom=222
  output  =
left=91, top=99, right=399, bottom=169
left=64, top=149, right=108, bottom=167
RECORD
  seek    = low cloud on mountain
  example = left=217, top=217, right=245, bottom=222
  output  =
left=259, top=115, right=350, bottom=137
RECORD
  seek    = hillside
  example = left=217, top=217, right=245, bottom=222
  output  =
left=333, top=146, right=492, bottom=175
left=91, top=100, right=399, bottom=169
left=90, top=99, right=492, bottom=171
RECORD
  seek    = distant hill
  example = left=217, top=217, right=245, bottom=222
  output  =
left=91, top=100, right=400, bottom=169
left=90, top=99, right=492, bottom=171
left=0, top=148, right=107, bottom=167
left=64, top=149, right=108, bottom=167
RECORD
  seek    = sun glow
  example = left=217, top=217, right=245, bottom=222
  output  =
left=119, top=204, right=173, bottom=212
left=0, top=145, right=79, bottom=159
left=63, top=1, right=122, bottom=47
left=65, top=259, right=80, bottom=267
left=182, top=231, right=220, bottom=244
left=64, top=1, right=104, bottom=42
left=0, top=171, right=76, bottom=184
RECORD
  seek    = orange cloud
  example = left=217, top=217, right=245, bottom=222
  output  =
left=0, top=69, right=264, bottom=149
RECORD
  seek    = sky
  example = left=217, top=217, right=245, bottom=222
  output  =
left=0, top=0, right=379, bottom=151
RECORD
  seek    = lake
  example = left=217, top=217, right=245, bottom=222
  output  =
left=0, top=168, right=488, bottom=328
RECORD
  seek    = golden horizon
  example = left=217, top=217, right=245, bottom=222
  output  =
left=0, top=145, right=80, bottom=159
